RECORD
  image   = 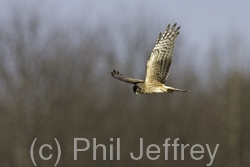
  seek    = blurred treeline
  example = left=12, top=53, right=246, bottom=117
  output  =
left=0, top=12, right=249, bottom=167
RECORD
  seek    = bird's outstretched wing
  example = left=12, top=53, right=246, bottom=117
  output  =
left=145, top=23, right=180, bottom=84
left=111, top=70, right=144, bottom=84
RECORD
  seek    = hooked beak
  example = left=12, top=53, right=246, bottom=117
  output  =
left=135, top=92, right=139, bottom=96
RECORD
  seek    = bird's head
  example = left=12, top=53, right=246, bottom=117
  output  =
left=133, top=84, right=143, bottom=96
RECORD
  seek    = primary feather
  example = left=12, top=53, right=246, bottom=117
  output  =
left=145, top=23, right=180, bottom=84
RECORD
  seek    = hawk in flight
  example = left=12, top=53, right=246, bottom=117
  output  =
left=111, top=23, right=189, bottom=95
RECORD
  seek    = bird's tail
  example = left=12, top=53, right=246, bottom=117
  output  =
left=165, top=86, right=190, bottom=93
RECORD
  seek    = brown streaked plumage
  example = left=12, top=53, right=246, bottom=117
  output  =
left=111, top=23, right=189, bottom=95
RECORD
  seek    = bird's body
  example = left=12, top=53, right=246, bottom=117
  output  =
left=111, top=23, right=189, bottom=95
left=134, top=83, right=188, bottom=95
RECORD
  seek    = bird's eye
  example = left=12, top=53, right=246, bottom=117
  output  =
left=137, top=87, right=142, bottom=92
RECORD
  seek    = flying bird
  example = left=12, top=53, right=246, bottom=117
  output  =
left=111, top=23, right=189, bottom=95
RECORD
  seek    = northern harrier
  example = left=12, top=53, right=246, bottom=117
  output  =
left=111, top=23, right=189, bottom=95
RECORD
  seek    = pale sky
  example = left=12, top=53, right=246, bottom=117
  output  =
left=1, top=0, right=249, bottom=47
left=0, top=0, right=249, bottom=74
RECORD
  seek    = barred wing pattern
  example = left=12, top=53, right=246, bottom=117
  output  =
left=145, top=23, right=180, bottom=84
